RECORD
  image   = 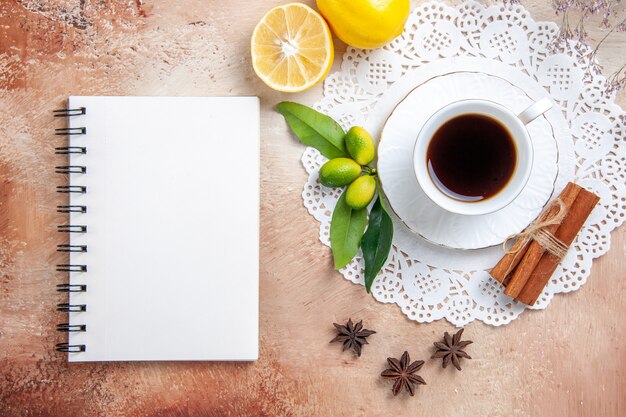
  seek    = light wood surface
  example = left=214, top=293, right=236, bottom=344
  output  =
left=0, top=1, right=624, bottom=416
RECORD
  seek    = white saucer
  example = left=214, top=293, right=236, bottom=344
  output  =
left=377, top=71, right=559, bottom=250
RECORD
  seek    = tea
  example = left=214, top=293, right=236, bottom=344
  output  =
left=426, top=113, right=516, bottom=202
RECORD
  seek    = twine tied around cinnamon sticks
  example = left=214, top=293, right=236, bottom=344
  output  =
left=490, top=182, right=600, bottom=305
left=503, top=198, right=569, bottom=262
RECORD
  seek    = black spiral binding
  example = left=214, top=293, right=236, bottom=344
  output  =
left=55, top=107, right=88, bottom=354
left=56, top=284, right=87, bottom=292
left=57, top=303, right=87, bottom=312
left=55, top=343, right=86, bottom=353
left=57, top=244, right=88, bottom=253
left=55, top=147, right=86, bottom=155
left=55, top=166, right=87, bottom=174
left=55, top=127, right=87, bottom=135
left=57, top=225, right=87, bottom=233
left=56, top=264, right=87, bottom=272
left=57, top=323, right=87, bottom=332
left=57, top=185, right=87, bottom=194
left=54, top=107, right=86, bottom=117
left=57, top=205, right=87, bottom=213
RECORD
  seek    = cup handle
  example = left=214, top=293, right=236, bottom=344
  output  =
left=517, top=97, right=553, bottom=125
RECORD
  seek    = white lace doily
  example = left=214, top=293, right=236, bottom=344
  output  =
left=301, top=1, right=626, bottom=326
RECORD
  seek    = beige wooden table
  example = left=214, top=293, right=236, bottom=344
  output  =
left=0, top=1, right=624, bottom=416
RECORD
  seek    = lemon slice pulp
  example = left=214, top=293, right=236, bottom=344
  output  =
left=251, top=3, right=334, bottom=93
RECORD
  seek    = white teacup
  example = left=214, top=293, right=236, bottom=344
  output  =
left=413, top=98, right=552, bottom=216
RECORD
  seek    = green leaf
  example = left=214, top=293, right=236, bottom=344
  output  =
left=330, top=189, right=368, bottom=270
left=276, top=102, right=348, bottom=159
left=361, top=194, right=394, bottom=293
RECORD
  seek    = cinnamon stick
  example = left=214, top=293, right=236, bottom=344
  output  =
left=490, top=182, right=580, bottom=283
left=490, top=233, right=530, bottom=284
left=503, top=183, right=582, bottom=298
left=516, top=188, right=600, bottom=305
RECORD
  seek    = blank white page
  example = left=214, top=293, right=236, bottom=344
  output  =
left=65, top=96, right=259, bottom=361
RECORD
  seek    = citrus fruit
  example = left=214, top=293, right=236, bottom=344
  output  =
left=345, top=126, right=375, bottom=165
left=320, top=158, right=362, bottom=187
left=346, top=175, right=376, bottom=209
left=316, top=0, right=410, bottom=49
left=251, top=3, right=334, bottom=92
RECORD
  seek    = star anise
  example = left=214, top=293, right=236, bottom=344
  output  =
left=380, top=351, right=426, bottom=396
left=330, top=318, right=376, bottom=357
left=431, top=328, right=473, bottom=371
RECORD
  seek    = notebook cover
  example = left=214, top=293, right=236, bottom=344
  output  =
left=64, top=96, right=259, bottom=361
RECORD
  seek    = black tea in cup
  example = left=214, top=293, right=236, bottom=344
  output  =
left=426, top=114, right=517, bottom=202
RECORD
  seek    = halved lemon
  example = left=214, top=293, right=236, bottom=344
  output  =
left=251, top=3, right=334, bottom=93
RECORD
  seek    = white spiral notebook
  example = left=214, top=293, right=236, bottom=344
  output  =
left=55, top=96, right=259, bottom=362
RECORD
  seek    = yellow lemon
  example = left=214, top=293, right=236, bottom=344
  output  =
left=251, top=3, right=334, bottom=92
left=346, top=175, right=377, bottom=209
left=319, top=158, right=362, bottom=187
left=316, top=0, right=410, bottom=49
left=345, top=126, right=376, bottom=165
